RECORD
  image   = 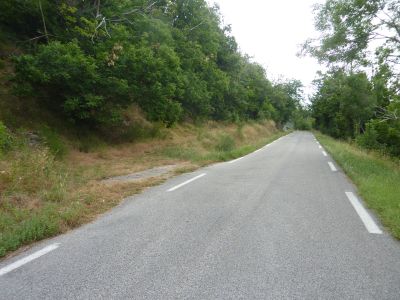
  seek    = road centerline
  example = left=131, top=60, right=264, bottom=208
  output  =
left=167, top=173, right=206, bottom=192
left=345, top=192, right=383, bottom=234
left=0, top=243, right=60, bottom=276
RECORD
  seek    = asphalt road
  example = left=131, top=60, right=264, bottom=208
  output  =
left=1, top=131, right=399, bottom=299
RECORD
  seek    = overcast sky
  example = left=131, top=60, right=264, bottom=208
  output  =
left=209, top=0, right=324, bottom=98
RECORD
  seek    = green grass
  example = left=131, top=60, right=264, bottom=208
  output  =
left=39, top=126, right=68, bottom=159
left=163, top=131, right=288, bottom=164
left=0, top=143, right=85, bottom=257
left=316, top=133, right=400, bottom=239
left=0, top=203, right=60, bottom=257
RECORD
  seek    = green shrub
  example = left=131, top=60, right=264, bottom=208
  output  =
left=294, top=117, right=313, bottom=130
left=357, top=118, right=400, bottom=156
left=356, top=122, right=380, bottom=150
left=121, top=125, right=147, bottom=142
left=121, top=122, right=167, bottom=142
left=215, top=134, right=235, bottom=152
left=14, top=41, right=130, bottom=125
left=236, top=123, right=245, bottom=140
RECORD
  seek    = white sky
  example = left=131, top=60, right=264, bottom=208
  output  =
left=209, top=0, right=324, bottom=98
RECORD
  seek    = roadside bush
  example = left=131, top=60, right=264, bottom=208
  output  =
left=215, top=134, right=235, bottom=152
left=14, top=41, right=130, bottom=125
left=114, top=43, right=184, bottom=126
left=356, top=122, right=380, bottom=150
left=357, top=119, right=400, bottom=156
left=294, top=117, right=313, bottom=130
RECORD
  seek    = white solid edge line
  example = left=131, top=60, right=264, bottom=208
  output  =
left=328, top=161, right=337, bottom=172
left=0, top=243, right=60, bottom=276
left=230, top=135, right=284, bottom=162
left=345, top=192, right=382, bottom=234
left=228, top=156, right=244, bottom=164
left=167, top=173, right=206, bottom=192
left=322, top=151, right=328, bottom=157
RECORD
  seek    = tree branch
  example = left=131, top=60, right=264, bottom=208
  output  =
left=38, top=0, right=49, bottom=43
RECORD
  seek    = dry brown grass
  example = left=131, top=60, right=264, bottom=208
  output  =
left=68, top=120, right=277, bottom=180
left=65, top=176, right=169, bottom=227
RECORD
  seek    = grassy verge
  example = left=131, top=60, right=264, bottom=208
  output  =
left=0, top=120, right=285, bottom=258
left=316, top=133, right=400, bottom=239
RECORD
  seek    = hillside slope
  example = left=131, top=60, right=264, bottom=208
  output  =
left=0, top=118, right=283, bottom=258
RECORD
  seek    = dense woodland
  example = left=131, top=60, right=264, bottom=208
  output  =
left=0, top=0, right=303, bottom=134
left=304, top=0, right=400, bottom=156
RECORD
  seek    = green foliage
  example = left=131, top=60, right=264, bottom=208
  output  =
left=356, top=122, right=381, bottom=150
left=0, top=121, right=12, bottom=152
left=303, top=0, right=399, bottom=78
left=39, top=126, right=68, bottom=159
left=271, top=80, right=303, bottom=126
left=215, top=134, right=235, bottom=152
left=306, top=0, right=400, bottom=157
left=312, top=71, right=377, bottom=138
left=114, top=42, right=184, bottom=125
left=4, top=0, right=302, bottom=128
left=14, top=41, right=130, bottom=125
left=357, top=116, right=400, bottom=156
left=293, top=108, right=313, bottom=130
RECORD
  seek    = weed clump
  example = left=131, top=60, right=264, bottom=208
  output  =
left=39, top=126, right=68, bottom=159
left=215, top=134, right=235, bottom=152
left=0, top=134, right=70, bottom=256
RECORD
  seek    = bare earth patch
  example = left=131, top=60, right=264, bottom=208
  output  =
left=101, top=163, right=187, bottom=184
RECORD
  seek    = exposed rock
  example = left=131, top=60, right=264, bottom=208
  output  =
left=25, top=132, right=42, bottom=147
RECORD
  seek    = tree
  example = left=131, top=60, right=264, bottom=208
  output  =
left=5, top=0, right=304, bottom=128
left=303, top=0, right=399, bottom=89
left=270, top=80, right=303, bottom=126
left=311, top=71, right=377, bottom=138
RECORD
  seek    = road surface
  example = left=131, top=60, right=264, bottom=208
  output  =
left=1, top=131, right=399, bottom=299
